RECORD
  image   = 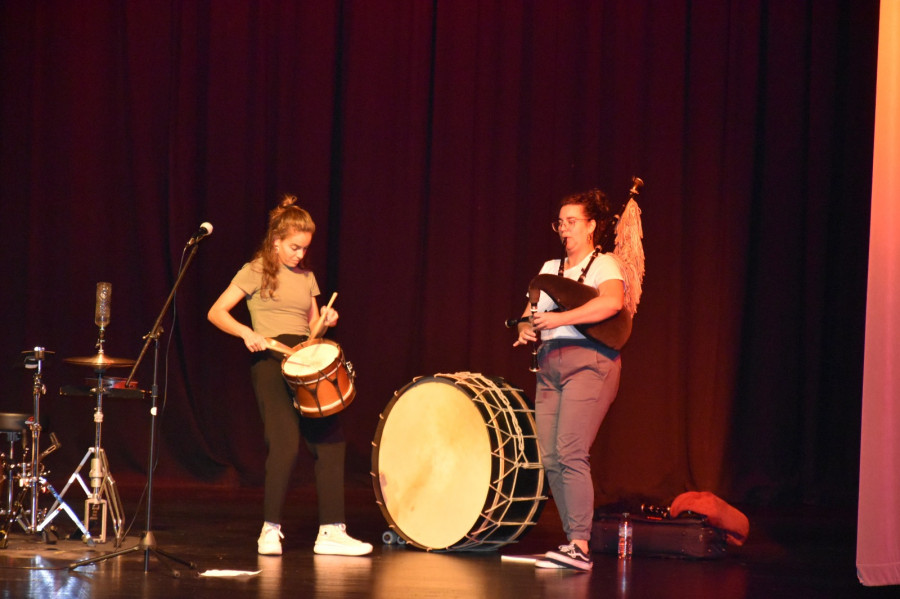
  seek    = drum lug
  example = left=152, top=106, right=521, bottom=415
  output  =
left=346, top=361, right=356, bottom=381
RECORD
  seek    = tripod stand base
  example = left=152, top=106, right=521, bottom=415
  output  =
left=68, top=530, right=198, bottom=577
left=44, top=447, right=124, bottom=545
left=0, top=477, right=93, bottom=549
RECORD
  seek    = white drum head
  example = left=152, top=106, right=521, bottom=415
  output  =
left=376, top=380, right=492, bottom=550
left=283, top=342, right=339, bottom=377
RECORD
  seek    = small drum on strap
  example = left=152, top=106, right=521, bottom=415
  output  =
left=371, top=372, right=546, bottom=551
left=281, top=338, right=356, bottom=418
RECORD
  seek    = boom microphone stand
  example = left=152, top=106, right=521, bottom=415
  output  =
left=69, top=223, right=213, bottom=576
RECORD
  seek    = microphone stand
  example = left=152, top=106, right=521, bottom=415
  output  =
left=69, top=238, right=206, bottom=577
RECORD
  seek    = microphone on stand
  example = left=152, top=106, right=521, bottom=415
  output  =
left=186, top=222, right=214, bottom=246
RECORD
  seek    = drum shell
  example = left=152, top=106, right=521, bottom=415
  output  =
left=371, top=372, right=546, bottom=551
left=0, top=413, right=29, bottom=516
left=281, top=338, right=355, bottom=418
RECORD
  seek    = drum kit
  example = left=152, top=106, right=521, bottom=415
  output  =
left=0, top=283, right=143, bottom=548
left=0, top=347, right=82, bottom=548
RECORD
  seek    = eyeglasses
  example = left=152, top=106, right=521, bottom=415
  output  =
left=551, top=218, right=592, bottom=232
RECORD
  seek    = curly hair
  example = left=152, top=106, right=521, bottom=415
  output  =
left=559, top=188, right=612, bottom=247
left=252, top=194, right=316, bottom=299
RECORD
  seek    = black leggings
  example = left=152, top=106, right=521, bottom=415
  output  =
left=250, top=334, right=345, bottom=525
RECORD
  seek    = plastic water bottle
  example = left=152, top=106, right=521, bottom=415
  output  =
left=617, top=512, right=633, bottom=559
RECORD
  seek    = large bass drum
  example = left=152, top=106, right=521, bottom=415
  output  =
left=371, top=372, right=546, bottom=551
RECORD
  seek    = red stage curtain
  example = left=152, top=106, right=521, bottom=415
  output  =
left=0, top=2, right=880, bottom=513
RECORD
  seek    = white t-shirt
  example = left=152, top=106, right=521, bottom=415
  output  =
left=535, top=252, right=624, bottom=342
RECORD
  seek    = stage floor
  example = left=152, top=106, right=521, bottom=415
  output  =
left=0, top=482, right=893, bottom=598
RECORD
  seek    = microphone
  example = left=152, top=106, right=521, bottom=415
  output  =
left=186, top=222, right=214, bottom=246
left=95, top=282, right=112, bottom=329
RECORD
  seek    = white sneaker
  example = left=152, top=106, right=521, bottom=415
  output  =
left=314, top=523, right=373, bottom=556
left=258, top=522, right=284, bottom=556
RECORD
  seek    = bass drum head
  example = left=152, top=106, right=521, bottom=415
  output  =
left=373, top=377, right=492, bottom=551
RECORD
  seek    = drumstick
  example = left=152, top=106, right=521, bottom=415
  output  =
left=309, top=292, right=338, bottom=340
left=265, top=338, right=295, bottom=357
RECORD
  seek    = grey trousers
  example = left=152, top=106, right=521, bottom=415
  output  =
left=535, top=339, right=621, bottom=542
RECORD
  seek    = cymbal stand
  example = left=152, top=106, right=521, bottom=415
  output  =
left=70, top=233, right=206, bottom=576
left=25, top=349, right=45, bottom=532
left=41, top=372, right=124, bottom=545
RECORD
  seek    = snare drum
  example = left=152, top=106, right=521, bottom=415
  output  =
left=371, top=372, right=546, bottom=551
left=281, top=338, right=356, bottom=418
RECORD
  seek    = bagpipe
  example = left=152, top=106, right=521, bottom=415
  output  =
left=508, top=177, right=646, bottom=369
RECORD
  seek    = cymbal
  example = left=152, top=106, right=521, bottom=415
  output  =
left=63, top=352, right=135, bottom=370
left=21, top=348, right=54, bottom=367
left=0, top=412, right=31, bottom=432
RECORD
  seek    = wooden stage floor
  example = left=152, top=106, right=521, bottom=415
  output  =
left=0, top=481, right=894, bottom=598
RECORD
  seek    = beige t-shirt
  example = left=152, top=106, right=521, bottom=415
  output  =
left=231, top=259, right=320, bottom=338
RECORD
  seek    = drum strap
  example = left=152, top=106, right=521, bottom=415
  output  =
left=558, top=246, right=602, bottom=283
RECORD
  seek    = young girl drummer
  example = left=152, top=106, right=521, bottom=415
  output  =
left=208, top=195, right=372, bottom=557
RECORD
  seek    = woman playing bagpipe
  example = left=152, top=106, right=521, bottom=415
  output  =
left=512, top=181, right=644, bottom=571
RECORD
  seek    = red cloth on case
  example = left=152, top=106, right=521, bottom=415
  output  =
left=670, top=491, right=750, bottom=546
